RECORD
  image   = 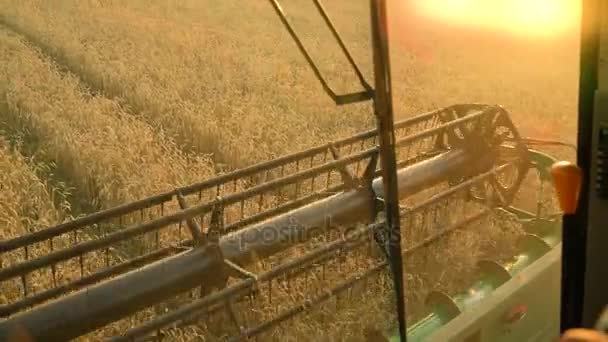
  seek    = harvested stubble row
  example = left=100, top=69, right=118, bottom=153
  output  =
left=0, top=0, right=374, bottom=170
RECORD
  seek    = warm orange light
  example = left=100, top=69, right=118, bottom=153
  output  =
left=550, top=161, right=582, bottom=215
left=561, top=329, right=608, bottom=342
left=410, top=0, right=580, bottom=37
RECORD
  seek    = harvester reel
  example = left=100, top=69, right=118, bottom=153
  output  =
left=436, top=104, right=530, bottom=207
left=0, top=105, right=556, bottom=342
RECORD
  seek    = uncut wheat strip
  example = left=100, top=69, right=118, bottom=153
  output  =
left=0, top=138, right=72, bottom=306
left=0, top=1, right=373, bottom=168
left=0, top=29, right=214, bottom=212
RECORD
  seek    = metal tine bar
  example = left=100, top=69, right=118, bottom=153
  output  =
left=155, top=230, right=160, bottom=250
left=276, top=165, right=285, bottom=205
left=295, top=159, right=301, bottom=198
left=356, top=138, right=367, bottom=175
left=49, top=238, right=57, bottom=287
left=268, top=280, right=273, bottom=305
left=101, top=225, right=111, bottom=268
left=0, top=109, right=442, bottom=254
left=176, top=193, right=203, bottom=243
left=79, top=255, right=84, bottom=279
left=311, top=0, right=372, bottom=91
left=240, top=199, right=245, bottom=220
left=257, top=193, right=264, bottom=214
left=178, top=221, right=183, bottom=241
left=310, top=155, right=316, bottom=192
left=21, top=275, right=27, bottom=298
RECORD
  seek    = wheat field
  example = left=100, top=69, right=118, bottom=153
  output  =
left=0, top=0, right=579, bottom=341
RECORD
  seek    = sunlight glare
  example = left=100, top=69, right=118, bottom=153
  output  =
left=411, top=0, right=579, bottom=37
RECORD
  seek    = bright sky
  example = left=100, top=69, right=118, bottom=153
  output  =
left=409, top=0, right=580, bottom=37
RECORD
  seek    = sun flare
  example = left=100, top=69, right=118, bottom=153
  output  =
left=411, top=0, right=579, bottom=36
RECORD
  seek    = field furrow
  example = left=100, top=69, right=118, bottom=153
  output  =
left=0, top=0, right=374, bottom=169
left=0, top=28, right=214, bottom=211
left=0, top=0, right=579, bottom=151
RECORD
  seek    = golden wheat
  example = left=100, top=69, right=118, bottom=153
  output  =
left=0, top=0, right=579, bottom=164
left=0, top=0, right=376, bottom=169
left=0, top=29, right=214, bottom=209
left=0, top=137, right=69, bottom=305
left=0, top=28, right=216, bottom=341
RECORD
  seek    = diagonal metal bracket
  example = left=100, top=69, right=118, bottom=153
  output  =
left=329, top=144, right=379, bottom=191
left=362, top=150, right=379, bottom=185
left=176, top=192, right=205, bottom=246
left=329, top=144, right=358, bottom=189
left=199, top=200, right=262, bottom=298
left=224, top=260, right=259, bottom=282
left=224, top=259, right=261, bottom=299
left=362, top=150, right=384, bottom=220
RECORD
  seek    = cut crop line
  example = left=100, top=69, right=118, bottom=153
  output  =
left=0, top=17, right=229, bottom=168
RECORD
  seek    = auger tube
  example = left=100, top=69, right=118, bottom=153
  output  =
left=0, top=149, right=477, bottom=342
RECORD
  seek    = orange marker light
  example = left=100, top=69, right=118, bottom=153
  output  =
left=550, top=161, right=583, bottom=214
left=504, top=304, right=528, bottom=324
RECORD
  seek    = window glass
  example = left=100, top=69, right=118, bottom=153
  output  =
left=0, top=1, right=581, bottom=341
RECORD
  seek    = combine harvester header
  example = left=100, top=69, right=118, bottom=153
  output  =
left=0, top=1, right=568, bottom=341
